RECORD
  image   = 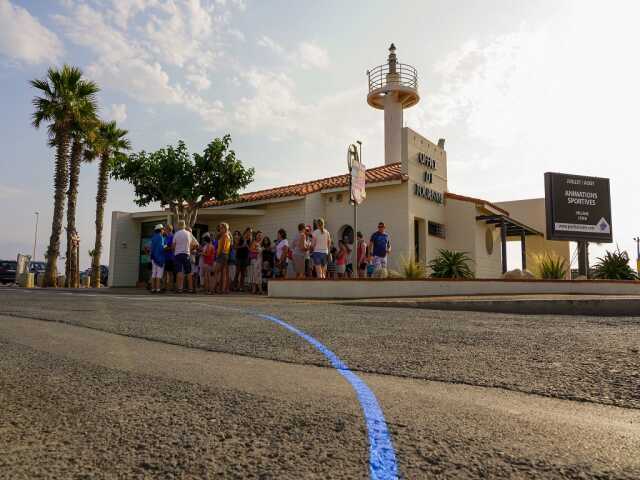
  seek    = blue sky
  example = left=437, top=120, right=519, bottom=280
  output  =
left=1, top=0, right=639, bottom=270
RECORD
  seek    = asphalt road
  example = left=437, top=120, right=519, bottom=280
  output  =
left=1, top=288, right=639, bottom=479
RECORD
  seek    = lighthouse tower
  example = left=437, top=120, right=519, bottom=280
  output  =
left=367, top=44, right=420, bottom=166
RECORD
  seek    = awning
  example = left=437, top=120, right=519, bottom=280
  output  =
left=476, top=214, right=543, bottom=273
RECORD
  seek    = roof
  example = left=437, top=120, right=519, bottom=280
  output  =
left=203, top=162, right=509, bottom=215
left=476, top=214, right=543, bottom=236
left=205, top=162, right=407, bottom=207
left=444, top=192, right=509, bottom=216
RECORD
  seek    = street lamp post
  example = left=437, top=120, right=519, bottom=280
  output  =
left=32, top=211, right=39, bottom=262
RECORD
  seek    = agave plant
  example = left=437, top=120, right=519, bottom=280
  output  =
left=531, top=252, right=567, bottom=279
left=428, top=249, right=474, bottom=279
left=592, top=249, right=638, bottom=280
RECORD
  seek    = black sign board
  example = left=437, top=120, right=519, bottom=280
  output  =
left=544, top=172, right=612, bottom=242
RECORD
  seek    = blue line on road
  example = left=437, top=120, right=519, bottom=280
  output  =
left=256, top=313, right=399, bottom=480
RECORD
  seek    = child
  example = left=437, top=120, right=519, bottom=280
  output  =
left=248, top=231, right=264, bottom=294
left=201, top=235, right=215, bottom=294
left=336, top=240, right=348, bottom=278
left=327, top=247, right=337, bottom=279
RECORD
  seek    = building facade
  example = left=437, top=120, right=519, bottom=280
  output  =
left=108, top=45, right=569, bottom=286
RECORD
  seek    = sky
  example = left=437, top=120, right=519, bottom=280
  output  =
left=1, top=0, right=639, bottom=271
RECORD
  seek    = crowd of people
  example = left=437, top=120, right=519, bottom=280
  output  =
left=147, top=218, right=391, bottom=294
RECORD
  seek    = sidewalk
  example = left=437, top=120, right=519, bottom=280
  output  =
left=340, top=294, right=640, bottom=316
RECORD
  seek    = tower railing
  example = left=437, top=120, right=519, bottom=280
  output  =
left=367, top=62, right=418, bottom=92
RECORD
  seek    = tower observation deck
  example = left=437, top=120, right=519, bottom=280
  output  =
left=367, top=44, right=420, bottom=165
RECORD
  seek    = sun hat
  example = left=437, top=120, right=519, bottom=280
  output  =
left=155, top=223, right=164, bottom=230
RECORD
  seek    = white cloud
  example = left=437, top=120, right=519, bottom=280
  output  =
left=186, top=73, right=212, bottom=91
left=104, top=103, right=128, bottom=123
left=0, top=0, right=63, bottom=64
left=257, top=35, right=284, bottom=55
left=297, top=42, right=329, bottom=70
left=0, top=184, right=26, bottom=200
left=257, top=36, right=330, bottom=70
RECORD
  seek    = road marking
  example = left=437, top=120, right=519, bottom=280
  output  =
left=256, top=313, right=398, bottom=480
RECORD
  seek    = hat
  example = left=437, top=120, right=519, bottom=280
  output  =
left=155, top=223, right=164, bottom=230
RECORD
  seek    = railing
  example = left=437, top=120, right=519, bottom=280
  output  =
left=367, top=62, right=418, bottom=92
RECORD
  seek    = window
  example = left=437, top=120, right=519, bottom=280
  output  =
left=428, top=221, right=446, bottom=239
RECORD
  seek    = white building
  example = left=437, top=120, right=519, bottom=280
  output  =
left=108, top=45, right=568, bottom=287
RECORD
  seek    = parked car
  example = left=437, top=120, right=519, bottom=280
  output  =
left=29, top=261, right=46, bottom=276
left=0, top=260, right=17, bottom=284
left=84, top=265, right=109, bottom=286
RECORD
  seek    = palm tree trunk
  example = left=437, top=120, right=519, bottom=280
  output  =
left=91, top=153, right=109, bottom=287
left=65, top=138, right=82, bottom=287
left=45, top=133, right=70, bottom=287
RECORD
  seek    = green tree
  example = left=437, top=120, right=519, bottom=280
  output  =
left=111, top=135, right=254, bottom=227
left=85, top=121, right=131, bottom=287
left=31, top=65, right=99, bottom=287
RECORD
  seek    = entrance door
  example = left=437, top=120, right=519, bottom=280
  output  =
left=414, top=219, right=420, bottom=262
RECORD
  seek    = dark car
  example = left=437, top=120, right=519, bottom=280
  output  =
left=0, top=260, right=17, bottom=284
left=29, top=261, right=46, bottom=275
left=84, top=265, right=109, bottom=286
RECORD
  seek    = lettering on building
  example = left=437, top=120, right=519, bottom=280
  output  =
left=414, top=183, right=443, bottom=204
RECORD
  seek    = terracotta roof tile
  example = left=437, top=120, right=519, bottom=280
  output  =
left=205, top=162, right=406, bottom=207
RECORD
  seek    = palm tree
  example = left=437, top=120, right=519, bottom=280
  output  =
left=31, top=65, right=99, bottom=287
left=65, top=119, right=98, bottom=288
left=86, top=121, right=131, bottom=287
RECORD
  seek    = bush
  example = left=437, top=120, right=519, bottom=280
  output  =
left=392, top=256, right=427, bottom=279
left=427, top=249, right=474, bottom=279
left=531, top=252, right=567, bottom=279
left=592, top=249, right=638, bottom=280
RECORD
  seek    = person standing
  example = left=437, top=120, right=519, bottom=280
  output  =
left=311, top=218, right=331, bottom=279
left=201, top=234, right=215, bottom=294
left=336, top=240, right=348, bottom=278
left=248, top=231, right=264, bottom=294
left=356, top=231, right=368, bottom=278
left=369, top=222, right=391, bottom=276
left=214, top=223, right=232, bottom=294
left=163, top=225, right=175, bottom=291
left=292, top=223, right=310, bottom=279
left=274, top=229, right=289, bottom=278
left=150, top=224, right=165, bottom=293
left=173, top=220, right=195, bottom=293
left=234, top=228, right=251, bottom=291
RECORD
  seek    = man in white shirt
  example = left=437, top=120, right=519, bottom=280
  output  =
left=173, top=220, right=197, bottom=293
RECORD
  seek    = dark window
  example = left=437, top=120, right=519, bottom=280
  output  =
left=428, top=221, right=446, bottom=239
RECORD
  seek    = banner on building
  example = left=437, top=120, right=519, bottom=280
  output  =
left=351, top=160, right=366, bottom=204
left=544, top=172, right=612, bottom=242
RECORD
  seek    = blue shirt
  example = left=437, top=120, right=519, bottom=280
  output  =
left=151, top=232, right=165, bottom=266
left=165, top=233, right=174, bottom=260
left=370, top=231, right=390, bottom=258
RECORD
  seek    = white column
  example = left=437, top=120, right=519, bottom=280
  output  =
left=384, top=92, right=403, bottom=165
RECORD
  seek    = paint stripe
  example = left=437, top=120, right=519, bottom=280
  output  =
left=257, top=313, right=398, bottom=480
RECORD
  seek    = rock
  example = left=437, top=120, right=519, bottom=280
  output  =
left=502, top=269, right=523, bottom=279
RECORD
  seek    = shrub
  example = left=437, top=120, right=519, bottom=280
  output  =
left=531, top=252, right=567, bottom=279
left=393, top=256, right=427, bottom=279
left=428, top=249, right=474, bottom=279
left=592, top=249, right=638, bottom=280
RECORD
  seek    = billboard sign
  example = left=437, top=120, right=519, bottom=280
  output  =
left=544, top=172, right=612, bottom=242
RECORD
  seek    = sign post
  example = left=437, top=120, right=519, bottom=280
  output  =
left=348, top=142, right=366, bottom=279
left=544, top=172, right=613, bottom=278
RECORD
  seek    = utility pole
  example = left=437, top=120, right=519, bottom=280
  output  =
left=32, top=211, right=39, bottom=262
left=634, top=237, right=640, bottom=274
